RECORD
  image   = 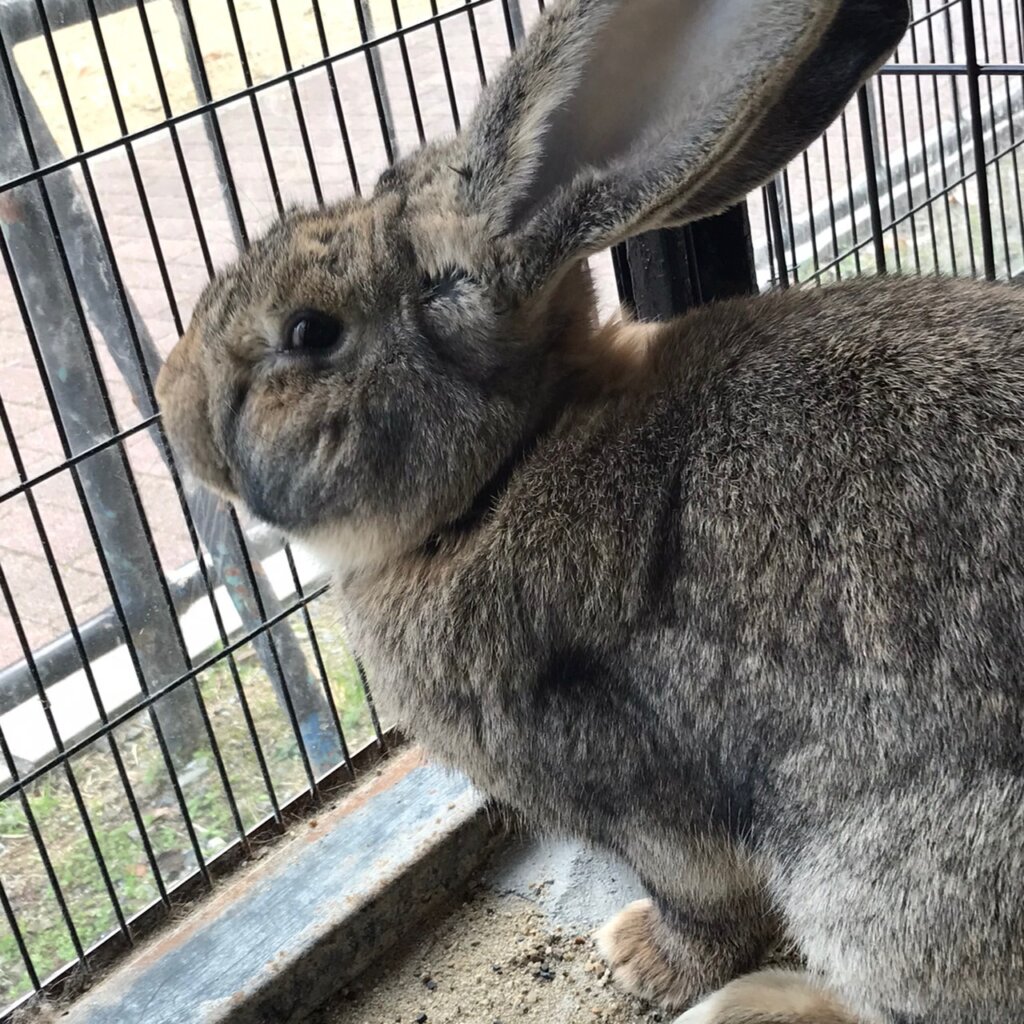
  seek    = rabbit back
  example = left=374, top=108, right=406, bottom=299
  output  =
left=337, top=274, right=1024, bottom=1020
left=341, top=272, right=1024, bottom=875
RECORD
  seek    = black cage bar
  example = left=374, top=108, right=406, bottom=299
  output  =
left=0, top=0, right=1022, bottom=1019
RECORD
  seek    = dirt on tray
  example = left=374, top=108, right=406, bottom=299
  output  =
left=316, top=886, right=670, bottom=1024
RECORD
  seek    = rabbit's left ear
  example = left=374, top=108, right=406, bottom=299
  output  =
left=460, top=0, right=909, bottom=287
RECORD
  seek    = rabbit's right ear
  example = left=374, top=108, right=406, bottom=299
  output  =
left=459, top=0, right=908, bottom=290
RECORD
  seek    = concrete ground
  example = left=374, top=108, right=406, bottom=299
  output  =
left=314, top=838, right=672, bottom=1024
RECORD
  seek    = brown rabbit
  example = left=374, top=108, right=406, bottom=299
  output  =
left=157, top=0, right=1024, bottom=1020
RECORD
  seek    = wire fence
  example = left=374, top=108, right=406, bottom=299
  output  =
left=751, top=0, right=1024, bottom=285
left=0, top=0, right=1022, bottom=1018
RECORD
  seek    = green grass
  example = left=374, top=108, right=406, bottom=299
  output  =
left=0, top=600, right=379, bottom=1012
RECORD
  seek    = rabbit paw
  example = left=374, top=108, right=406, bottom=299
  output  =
left=594, top=898, right=711, bottom=1010
left=671, top=970, right=861, bottom=1024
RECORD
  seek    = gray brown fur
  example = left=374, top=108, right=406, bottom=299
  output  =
left=155, top=0, right=1024, bottom=1020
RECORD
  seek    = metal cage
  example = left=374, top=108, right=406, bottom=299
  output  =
left=0, top=0, right=1022, bottom=1017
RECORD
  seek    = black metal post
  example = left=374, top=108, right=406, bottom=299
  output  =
left=857, top=85, right=888, bottom=274
left=961, top=0, right=997, bottom=280
left=619, top=203, right=758, bottom=321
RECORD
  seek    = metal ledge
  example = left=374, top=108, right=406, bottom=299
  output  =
left=53, top=748, right=496, bottom=1024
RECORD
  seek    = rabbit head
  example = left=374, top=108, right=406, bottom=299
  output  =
left=157, top=0, right=907, bottom=568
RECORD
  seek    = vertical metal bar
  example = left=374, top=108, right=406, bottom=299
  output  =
left=856, top=86, right=888, bottom=273
left=892, top=74, right=923, bottom=271
left=219, top=505, right=319, bottom=792
left=977, top=5, right=1012, bottom=276
left=169, top=0, right=247, bottom=250
left=429, top=0, right=462, bottom=129
left=0, top=720, right=86, bottom=968
left=219, top=0, right=286, bottom=214
left=800, top=151, right=822, bottom=274
left=922, top=3, right=959, bottom=275
left=765, top=180, right=791, bottom=288
left=281, top=551, right=354, bottom=775
left=79, top=1, right=187, bottom=341
left=0, top=565, right=130, bottom=938
left=995, top=2, right=1024, bottom=274
left=266, top=0, right=326, bottom=204
left=500, top=0, right=527, bottom=49
left=760, top=188, right=780, bottom=287
left=779, top=169, right=802, bottom=281
left=940, top=0, right=977, bottom=274
left=905, top=11, right=941, bottom=272
left=818, top=132, right=844, bottom=277
left=133, top=0, right=213, bottom=277
left=386, top=0, right=426, bottom=144
left=309, top=0, right=362, bottom=193
left=162, top=473, right=284, bottom=825
left=961, top=0, right=997, bottom=279
left=464, top=0, right=488, bottom=86
left=354, top=656, right=386, bottom=749
left=354, top=0, right=399, bottom=163
left=873, top=79, right=904, bottom=272
left=838, top=113, right=864, bottom=275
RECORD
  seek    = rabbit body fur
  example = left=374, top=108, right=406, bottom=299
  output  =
left=156, top=217, right=1024, bottom=1024
left=155, top=0, right=1024, bottom=1017
left=335, top=275, right=1024, bottom=1024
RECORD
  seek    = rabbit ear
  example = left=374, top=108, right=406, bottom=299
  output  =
left=461, top=0, right=908, bottom=286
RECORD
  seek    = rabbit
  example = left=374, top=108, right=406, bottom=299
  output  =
left=155, top=0, right=1024, bottom=1019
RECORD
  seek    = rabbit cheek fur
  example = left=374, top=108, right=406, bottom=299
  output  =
left=158, top=192, right=587, bottom=569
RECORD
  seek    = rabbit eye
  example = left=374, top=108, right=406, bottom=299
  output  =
left=281, top=310, right=342, bottom=353
left=422, top=266, right=472, bottom=303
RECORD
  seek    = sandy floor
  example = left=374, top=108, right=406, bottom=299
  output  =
left=314, top=881, right=668, bottom=1024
